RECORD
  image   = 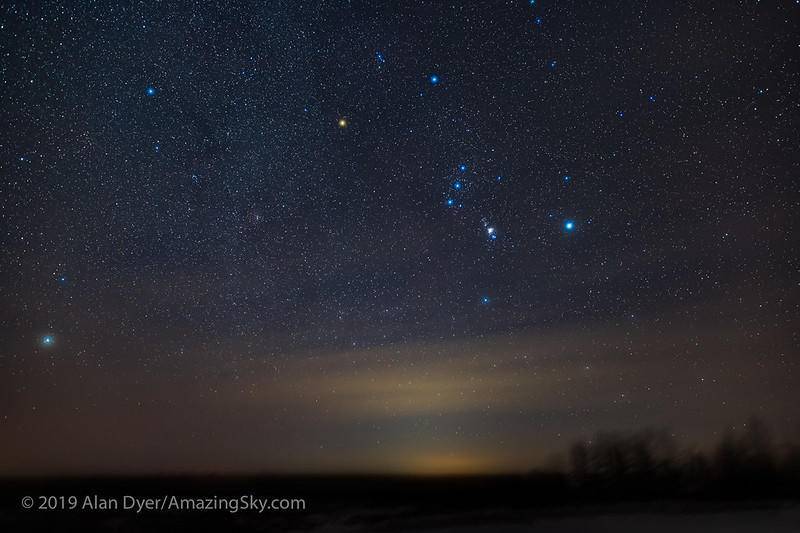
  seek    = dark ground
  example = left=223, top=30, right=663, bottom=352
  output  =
left=2, top=475, right=798, bottom=532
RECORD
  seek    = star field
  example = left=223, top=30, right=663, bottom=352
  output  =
left=0, top=0, right=798, bottom=474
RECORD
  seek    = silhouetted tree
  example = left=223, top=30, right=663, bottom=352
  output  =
left=568, top=441, right=589, bottom=486
left=565, top=417, right=792, bottom=500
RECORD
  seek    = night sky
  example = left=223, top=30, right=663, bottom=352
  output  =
left=1, top=1, right=797, bottom=475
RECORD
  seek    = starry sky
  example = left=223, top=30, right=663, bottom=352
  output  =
left=1, top=1, right=798, bottom=475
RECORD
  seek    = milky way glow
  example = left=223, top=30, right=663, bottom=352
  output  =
left=2, top=0, right=795, bottom=478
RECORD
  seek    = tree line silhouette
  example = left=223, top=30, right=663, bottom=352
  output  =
left=563, top=416, right=800, bottom=501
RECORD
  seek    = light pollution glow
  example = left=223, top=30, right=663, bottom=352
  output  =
left=1, top=304, right=793, bottom=476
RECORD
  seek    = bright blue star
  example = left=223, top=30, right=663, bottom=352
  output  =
left=429, top=74, right=439, bottom=85
left=496, top=175, right=503, bottom=182
left=648, top=95, right=656, bottom=102
left=375, top=51, right=385, bottom=64
left=481, top=296, right=491, bottom=305
left=548, top=59, right=557, bottom=69
left=534, top=16, right=543, bottom=26
left=563, top=175, right=571, bottom=183
left=617, top=110, right=625, bottom=118
left=453, top=181, right=463, bottom=190
left=57, top=275, right=68, bottom=286
left=446, top=198, right=455, bottom=207
left=41, top=334, right=55, bottom=347
left=564, top=220, right=575, bottom=231
left=145, top=86, right=157, bottom=97
left=458, top=164, right=467, bottom=173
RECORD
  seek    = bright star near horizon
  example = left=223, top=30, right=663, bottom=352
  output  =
left=564, top=220, right=575, bottom=231
left=40, top=334, right=55, bottom=347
